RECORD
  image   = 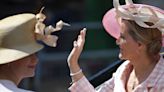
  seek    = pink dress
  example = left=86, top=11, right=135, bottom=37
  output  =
left=69, top=55, right=164, bottom=92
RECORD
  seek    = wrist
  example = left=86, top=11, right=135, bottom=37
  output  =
left=70, top=69, right=82, bottom=76
left=70, top=69, right=84, bottom=83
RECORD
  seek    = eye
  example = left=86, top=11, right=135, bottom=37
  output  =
left=120, top=35, right=125, bottom=39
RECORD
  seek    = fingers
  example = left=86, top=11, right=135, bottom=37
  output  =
left=73, top=41, right=77, bottom=47
left=81, top=28, right=86, bottom=40
left=67, top=28, right=87, bottom=64
left=78, top=28, right=86, bottom=40
left=73, top=28, right=87, bottom=48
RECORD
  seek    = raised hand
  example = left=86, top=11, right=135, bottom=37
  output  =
left=67, top=28, right=87, bottom=82
left=67, top=28, right=86, bottom=66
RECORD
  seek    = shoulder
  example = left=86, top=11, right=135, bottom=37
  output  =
left=8, top=87, right=34, bottom=92
left=16, top=88, right=34, bottom=92
left=115, top=60, right=131, bottom=74
left=153, top=55, right=164, bottom=84
left=0, top=80, right=34, bottom=92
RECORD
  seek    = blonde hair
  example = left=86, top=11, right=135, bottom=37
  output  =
left=123, top=20, right=162, bottom=56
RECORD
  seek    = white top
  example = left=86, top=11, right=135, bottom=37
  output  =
left=0, top=80, right=33, bottom=92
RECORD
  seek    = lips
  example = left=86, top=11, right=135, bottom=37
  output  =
left=120, top=48, right=123, bottom=52
left=28, top=65, right=36, bottom=69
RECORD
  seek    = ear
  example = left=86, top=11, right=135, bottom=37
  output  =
left=137, top=41, right=146, bottom=50
left=137, top=41, right=142, bottom=46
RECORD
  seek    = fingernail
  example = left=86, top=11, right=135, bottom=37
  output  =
left=83, top=28, right=87, bottom=31
left=74, top=41, right=77, bottom=47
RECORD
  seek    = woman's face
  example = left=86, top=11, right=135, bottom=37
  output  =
left=10, top=54, right=38, bottom=78
left=116, top=21, right=140, bottom=60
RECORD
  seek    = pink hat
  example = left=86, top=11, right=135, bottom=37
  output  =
left=102, top=0, right=164, bottom=45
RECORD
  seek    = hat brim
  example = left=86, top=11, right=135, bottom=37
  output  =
left=0, top=43, right=43, bottom=64
left=102, top=4, right=164, bottom=45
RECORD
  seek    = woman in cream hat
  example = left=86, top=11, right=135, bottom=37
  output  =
left=0, top=10, right=69, bottom=91
left=67, top=0, right=164, bottom=92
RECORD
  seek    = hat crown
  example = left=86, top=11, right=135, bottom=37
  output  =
left=0, top=14, right=43, bottom=64
left=0, top=14, right=36, bottom=49
left=113, top=0, right=164, bottom=32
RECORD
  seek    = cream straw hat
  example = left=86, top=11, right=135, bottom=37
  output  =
left=0, top=13, right=43, bottom=64
left=0, top=11, right=69, bottom=64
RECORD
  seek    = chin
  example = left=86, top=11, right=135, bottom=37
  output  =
left=119, top=53, right=123, bottom=59
left=25, top=75, right=34, bottom=78
left=24, top=72, right=35, bottom=78
left=119, top=53, right=127, bottom=60
left=30, top=72, right=35, bottom=77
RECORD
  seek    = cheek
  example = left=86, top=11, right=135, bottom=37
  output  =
left=18, top=62, right=29, bottom=71
left=119, top=39, right=127, bottom=48
left=18, top=59, right=32, bottom=71
left=10, top=62, right=29, bottom=77
left=126, top=43, right=139, bottom=55
left=121, top=41, right=136, bottom=53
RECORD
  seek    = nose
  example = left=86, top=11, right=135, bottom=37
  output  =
left=31, top=54, right=38, bottom=64
left=116, top=38, right=120, bottom=45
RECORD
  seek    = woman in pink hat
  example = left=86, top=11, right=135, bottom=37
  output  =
left=67, top=0, right=164, bottom=92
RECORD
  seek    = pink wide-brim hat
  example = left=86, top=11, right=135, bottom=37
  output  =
left=102, top=0, right=164, bottom=46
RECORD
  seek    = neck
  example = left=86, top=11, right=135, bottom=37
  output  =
left=129, top=54, right=160, bottom=83
left=0, top=65, right=21, bottom=85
